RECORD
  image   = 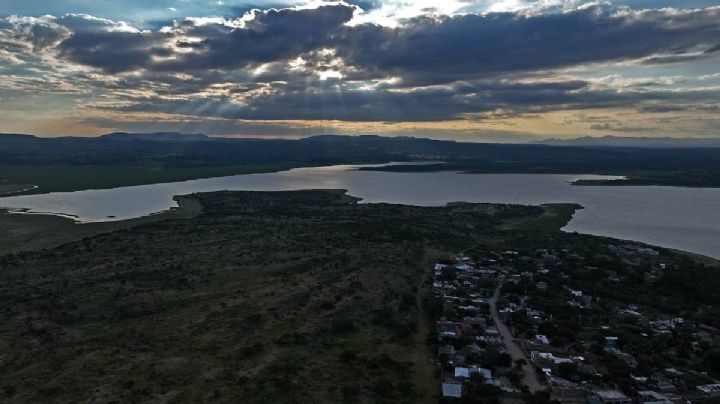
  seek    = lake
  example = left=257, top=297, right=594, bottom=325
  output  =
left=1, top=164, right=719, bottom=259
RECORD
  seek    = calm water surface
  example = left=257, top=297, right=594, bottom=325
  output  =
left=1, top=164, right=718, bottom=259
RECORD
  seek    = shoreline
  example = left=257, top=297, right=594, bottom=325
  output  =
left=0, top=161, right=409, bottom=197
left=0, top=184, right=38, bottom=196
left=2, top=189, right=717, bottom=264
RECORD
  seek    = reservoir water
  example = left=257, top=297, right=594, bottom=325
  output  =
left=1, top=164, right=718, bottom=259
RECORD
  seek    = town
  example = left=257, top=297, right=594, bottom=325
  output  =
left=432, top=244, right=720, bottom=403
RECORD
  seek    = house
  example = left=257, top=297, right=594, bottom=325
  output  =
left=455, top=263, right=472, bottom=271
left=605, top=336, right=619, bottom=349
left=697, top=323, right=720, bottom=336
left=588, top=389, right=632, bottom=404
left=579, top=295, right=593, bottom=307
left=464, top=344, right=484, bottom=357
left=484, top=326, right=500, bottom=338
left=551, top=386, right=589, bottom=403
left=577, top=364, right=601, bottom=378
left=442, top=382, right=463, bottom=398
left=567, top=288, right=583, bottom=298
left=455, top=366, right=493, bottom=382
left=609, top=245, right=659, bottom=257
left=438, top=344, right=456, bottom=362
left=498, top=307, right=513, bottom=321
left=610, top=350, right=638, bottom=368
left=649, top=318, right=684, bottom=334
left=469, top=366, right=493, bottom=383
left=437, top=321, right=462, bottom=338
left=621, top=308, right=642, bottom=317
left=462, top=317, right=486, bottom=330
left=476, top=269, right=497, bottom=278
left=531, top=352, right=573, bottom=370
left=454, top=367, right=471, bottom=378
left=534, top=334, right=551, bottom=345
left=631, top=375, right=648, bottom=384
left=526, top=308, right=543, bottom=323
left=638, top=248, right=660, bottom=256
left=531, top=351, right=553, bottom=366
left=542, top=253, right=558, bottom=263
left=650, top=375, right=676, bottom=393
left=637, top=390, right=674, bottom=404
left=697, top=384, right=720, bottom=397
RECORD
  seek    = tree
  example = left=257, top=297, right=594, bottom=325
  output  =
left=556, top=362, right=578, bottom=380
left=703, top=349, right=720, bottom=375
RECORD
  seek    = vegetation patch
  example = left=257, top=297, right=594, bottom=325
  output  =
left=514, top=203, right=583, bottom=232
left=0, top=195, right=201, bottom=255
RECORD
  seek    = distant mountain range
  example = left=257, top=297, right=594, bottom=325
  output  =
left=91, top=133, right=720, bottom=148
left=100, top=132, right=212, bottom=142
left=1, top=132, right=720, bottom=171
left=0, top=132, right=214, bottom=142
left=535, top=136, right=720, bottom=148
left=3, top=132, right=720, bottom=148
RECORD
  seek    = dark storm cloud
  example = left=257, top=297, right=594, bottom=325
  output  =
left=95, top=75, right=720, bottom=122
left=168, top=4, right=356, bottom=70
left=45, top=4, right=720, bottom=80
left=48, top=4, right=359, bottom=73
left=59, top=32, right=171, bottom=74
left=2, top=3, right=720, bottom=123
left=0, top=16, right=69, bottom=52
left=214, top=5, right=720, bottom=80
left=96, top=80, right=610, bottom=122
left=335, top=7, right=720, bottom=85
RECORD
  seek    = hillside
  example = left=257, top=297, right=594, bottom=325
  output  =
left=0, top=190, right=542, bottom=403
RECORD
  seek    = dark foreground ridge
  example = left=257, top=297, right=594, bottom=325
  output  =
left=0, top=191, right=541, bottom=403
left=0, top=191, right=717, bottom=403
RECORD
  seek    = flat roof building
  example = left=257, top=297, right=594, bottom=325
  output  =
left=588, top=389, right=632, bottom=404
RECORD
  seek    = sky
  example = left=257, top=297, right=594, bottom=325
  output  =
left=1, top=1, right=720, bottom=141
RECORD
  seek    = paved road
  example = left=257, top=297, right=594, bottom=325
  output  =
left=489, top=284, right=546, bottom=393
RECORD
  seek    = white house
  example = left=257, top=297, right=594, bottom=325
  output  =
left=534, top=334, right=551, bottom=345
left=442, top=382, right=463, bottom=398
left=454, top=367, right=470, bottom=378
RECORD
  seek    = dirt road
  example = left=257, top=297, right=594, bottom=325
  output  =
left=488, top=285, right=546, bottom=393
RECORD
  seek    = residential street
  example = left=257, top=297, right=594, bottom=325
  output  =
left=488, top=284, right=547, bottom=393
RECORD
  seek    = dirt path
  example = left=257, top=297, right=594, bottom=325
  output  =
left=402, top=249, right=438, bottom=402
left=489, top=284, right=546, bottom=393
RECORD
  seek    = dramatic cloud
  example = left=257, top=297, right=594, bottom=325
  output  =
left=1, top=1, right=720, bottom=138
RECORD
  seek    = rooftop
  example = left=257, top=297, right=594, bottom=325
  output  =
left=594, top=389, right=629, bottom=400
